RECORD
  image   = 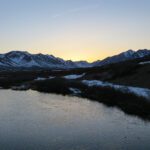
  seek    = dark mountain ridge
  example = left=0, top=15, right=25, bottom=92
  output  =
left=0, top=49, right=149, bottom=70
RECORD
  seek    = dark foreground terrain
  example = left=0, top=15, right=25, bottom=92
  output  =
left=0, top=56, right=150, bottom=120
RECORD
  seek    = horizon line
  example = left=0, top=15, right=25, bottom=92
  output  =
left=1, top=48, right=149, bottom=63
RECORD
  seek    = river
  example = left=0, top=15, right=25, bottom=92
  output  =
left=0, top=90, right=150, bottom=150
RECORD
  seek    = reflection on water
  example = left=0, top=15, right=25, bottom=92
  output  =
left=0, top=90, right=150, bottom=150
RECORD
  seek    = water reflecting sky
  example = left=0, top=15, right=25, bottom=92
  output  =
left=0, top=90, right=150, bottom=150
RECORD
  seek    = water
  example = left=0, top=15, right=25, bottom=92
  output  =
left=0, top=90, right=150, bottom=150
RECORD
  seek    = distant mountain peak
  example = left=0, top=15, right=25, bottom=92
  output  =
left=123, top=49, right=134, bottom=57
left=92, top=49, right=150, bottom=66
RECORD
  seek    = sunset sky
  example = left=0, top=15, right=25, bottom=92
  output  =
left=0, top=0, right=150, bottom=62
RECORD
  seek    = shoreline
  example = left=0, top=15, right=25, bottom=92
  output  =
left=0, top=77, right=150, bottom=121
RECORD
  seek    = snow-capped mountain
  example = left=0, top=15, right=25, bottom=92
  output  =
left=0, top=51, right=90, bottom=69
left=0, top=49, right=149, bottom=70
left=92, top=49, right=150, bottom=66
left=0, top=51, right=67, bottom=69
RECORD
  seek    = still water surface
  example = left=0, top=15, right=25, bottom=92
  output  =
left=0, top=90, right=150, bottom=150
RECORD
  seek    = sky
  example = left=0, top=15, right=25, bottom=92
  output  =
left=0, top=0, right=150, bottom=62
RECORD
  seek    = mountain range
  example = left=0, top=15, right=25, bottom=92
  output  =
left=92, top=49, right=150, bottom=66
left=0, top=49, right=150, bottom=70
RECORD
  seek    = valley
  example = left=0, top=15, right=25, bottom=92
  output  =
left=0, top=53, right=150, bottom=120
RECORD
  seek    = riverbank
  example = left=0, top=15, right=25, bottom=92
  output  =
left=31, top=78, right=150, bottom=120
left=0, top=76, right=149, bottom=121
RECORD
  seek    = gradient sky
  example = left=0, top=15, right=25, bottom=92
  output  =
left=0, top=0, right=150, bottom=61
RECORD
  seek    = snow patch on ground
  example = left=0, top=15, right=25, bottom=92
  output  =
left=69, top=88, right=81, bottom=94
left=139, top=61, right=150, bottom=65
left=82, top=80, right=150, bottom=100
left=64, top=73, right=85, bottom=79
left=34, top=76, right=55, bottom=81
left=11, top=85, right=30, bottom=90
